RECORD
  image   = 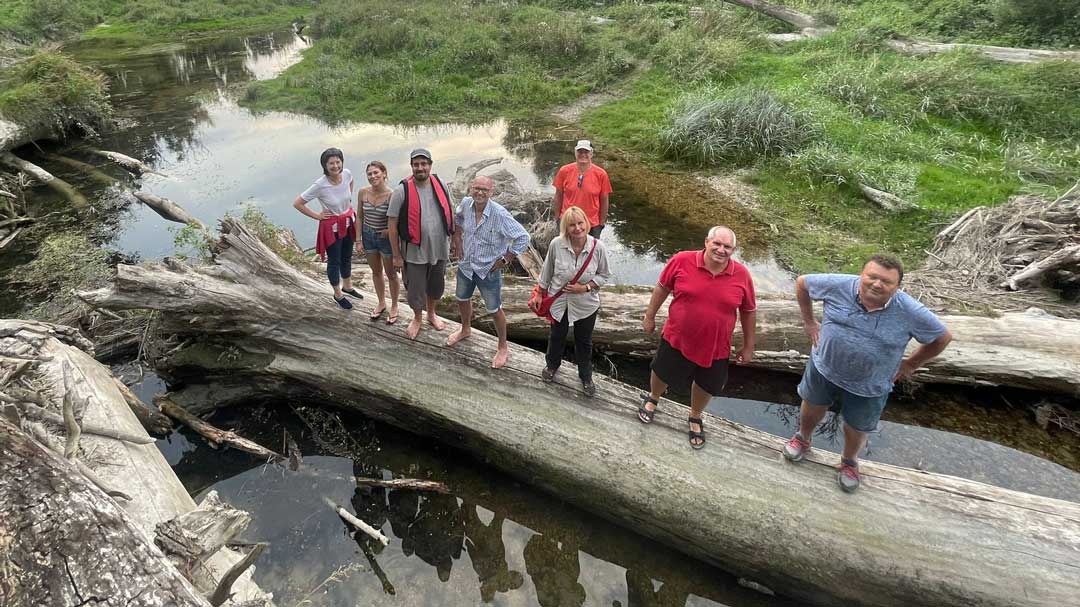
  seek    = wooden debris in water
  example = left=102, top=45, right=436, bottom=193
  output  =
left=0, top=151, right=88, bottom=207
left=90, top=149, right=170, bottom=178
left=906, top=181, right=1080, bottom=317
left=324, top=497, right=390, bottom=546
left=156, top=395, right=286, bottom=463
left=133, top=190, right=203, bottom=226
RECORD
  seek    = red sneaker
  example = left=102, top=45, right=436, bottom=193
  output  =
left=837, top=459, right=861, bottom=493
left=782, top=433, right=811, bottom=462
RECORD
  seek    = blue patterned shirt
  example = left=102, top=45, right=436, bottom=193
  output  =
left=807, top=274, right=947, bottom=396
left=455, top=197, right=530, bottom=279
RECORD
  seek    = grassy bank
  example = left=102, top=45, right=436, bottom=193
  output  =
left=241, top=0, right=637, bottom=124
left=0, top=0, right=307, bottom=43
left=241, top=0, right=1080, bottom=273
left=0, top=50, right=111, bottom=132
left=580, top=5, right=1080, bottom=272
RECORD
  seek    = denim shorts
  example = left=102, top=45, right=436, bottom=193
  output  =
left=455, top=268, right=502, bottom=311
left=797, top=356, right=888, bottom=433
left=361, top=225, right=393, bottom=256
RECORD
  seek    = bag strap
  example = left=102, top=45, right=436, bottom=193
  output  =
left=552, top=238, right=599, bottom=298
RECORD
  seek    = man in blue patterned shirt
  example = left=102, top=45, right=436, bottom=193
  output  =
left=782, top=254, right=952, bottom=492
left=448, top=176, right=530, bottom=368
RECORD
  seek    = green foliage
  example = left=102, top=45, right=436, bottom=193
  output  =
left=16, top=233, right=109, bottom=291
left=244, top=0, right=636, bottom=123
left=171, top=222, right=214, bottom=261
left=0, top=50, right=111, bottom=132
left=659, top=87, right=816, bottom=166
left=791, top=0, right=1080, bottom=47
left=0, top=0, right=307, bottom=42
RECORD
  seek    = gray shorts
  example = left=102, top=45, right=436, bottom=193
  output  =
left=403, top=260, right=446, bottom=312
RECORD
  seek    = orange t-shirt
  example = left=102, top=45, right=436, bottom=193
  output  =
left=554, top=163, right=612, bottom=227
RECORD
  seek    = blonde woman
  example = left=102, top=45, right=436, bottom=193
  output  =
left=530, top=206, right=611, bottom=397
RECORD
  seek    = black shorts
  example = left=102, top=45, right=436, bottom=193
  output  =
left=650, top=337, right=729, bottom=396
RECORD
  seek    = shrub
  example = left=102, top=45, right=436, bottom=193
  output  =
left=651, top=29, right=747, bottom=83
left=659, top=87, right=816, bottom=166
left=991, top=0, right=1080, bottom=45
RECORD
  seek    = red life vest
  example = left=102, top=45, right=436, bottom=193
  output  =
left=396, top=174, right=454, bottom=246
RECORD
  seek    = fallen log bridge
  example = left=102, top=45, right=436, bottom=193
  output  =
left=82, top=219, right=1080, bottom=607
left=356, top=264, right=1080, bottom=396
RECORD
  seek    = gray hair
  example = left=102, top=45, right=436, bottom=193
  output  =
left=707, top=225, right=737, bottom=247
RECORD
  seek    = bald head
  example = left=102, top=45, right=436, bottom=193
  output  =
left=707, top=225, right=737, bottom=247
left=469, top=176, right=494, bottom=203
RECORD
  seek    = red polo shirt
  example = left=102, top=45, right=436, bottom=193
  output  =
left=554, top=163, right=612, bottom=227
left=659, top=250, right=756, bottom=367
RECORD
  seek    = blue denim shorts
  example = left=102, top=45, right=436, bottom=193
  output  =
left=797, top=357, right=888, bottom=433
left=361, top=225, right=393, bottom=256
left=455, top=268, right=502, bottom=311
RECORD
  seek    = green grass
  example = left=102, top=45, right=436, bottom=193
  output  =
left=241, top=0, right=640, bottom=124
left=0, top=49, right=111, bottom=131
left=581, top=12, right=1079, bottom=273
left=0, top=0, right=308, bottom=43
left=783, top=0, right=1080, bottom=48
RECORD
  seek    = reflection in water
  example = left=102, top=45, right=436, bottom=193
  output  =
left=170, top=404, right=799, bottom=607
left=24, top=29, right=795, bottom=291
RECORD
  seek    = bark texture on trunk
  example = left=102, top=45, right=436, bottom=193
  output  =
left=389, top=268, right=1080, bottom=396
left=82, top=219, right=1080, bottom=607
left=0, top=319, right=273, bottom=606
left=0, top=418, right=212, bottom=607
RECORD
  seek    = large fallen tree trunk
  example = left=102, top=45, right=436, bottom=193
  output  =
left=357, top=264, right=1080, bottom=396
left=0, top=318, right=273, bottom=606
left=82, top=219, right=1080, bottom=607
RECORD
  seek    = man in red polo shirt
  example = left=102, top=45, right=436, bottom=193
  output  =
left=638, top=226, right=757, bottom=449
left=551, top=140, right=612, bottom=238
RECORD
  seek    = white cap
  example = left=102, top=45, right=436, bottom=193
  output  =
left=574, top=139, right=593, bottom=151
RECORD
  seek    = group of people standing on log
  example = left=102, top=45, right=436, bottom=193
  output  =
left=295, top=142, right=953, bottom=493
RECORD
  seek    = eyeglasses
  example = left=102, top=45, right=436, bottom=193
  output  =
left=577, top=174, right=584, bottom=189
left=470, top=187, right=491, bottom=193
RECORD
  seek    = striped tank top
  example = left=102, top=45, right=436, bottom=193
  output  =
left=361, top=190, right=392, bottom=231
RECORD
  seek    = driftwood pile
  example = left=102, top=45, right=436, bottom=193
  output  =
left=906, top=183, right=1080, bottom=317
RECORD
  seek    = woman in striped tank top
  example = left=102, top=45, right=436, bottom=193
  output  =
left=357, top=160, right=400, bottom=324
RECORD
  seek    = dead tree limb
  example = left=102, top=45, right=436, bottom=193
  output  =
left=860, top=184, right=917, bottom=212
left=209, top=543, right=267, bottom=607
left=113, top=376, right=174, bottom=436
left=44, top=153, right=118, bottom=187
left=354, top=477, right=450, bottom=494
left=157, top=396, right=285, bottom=462
left=325, top=498, right=390, bottom=547
left=1004, top=244, right=1080, bottom=290
left=133, top=190, right=204, bottom=226
left=90, top=149, right=170, bottom=178
left=0, top=151, right=88, bottom=207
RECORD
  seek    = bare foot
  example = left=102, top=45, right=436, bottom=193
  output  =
left=406, top=318, right=421, bottom=340
left=427, top=314, right=447, bottom=331
left=446, top=328, right=470, bottom=347
left=491, top=346, right=509, bottom=369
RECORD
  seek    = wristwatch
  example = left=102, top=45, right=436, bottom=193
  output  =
left=585, top=283, right=592, bottom=293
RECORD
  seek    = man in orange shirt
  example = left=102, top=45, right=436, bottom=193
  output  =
left=551, top=140, right=612, bottom=238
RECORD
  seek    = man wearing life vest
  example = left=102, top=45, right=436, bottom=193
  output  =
left=388, top=148, right=455, bottom=340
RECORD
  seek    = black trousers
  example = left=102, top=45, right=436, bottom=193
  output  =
left=325, top=232, right=354, bottom=287
left=545, top=310, right=598, bottom=381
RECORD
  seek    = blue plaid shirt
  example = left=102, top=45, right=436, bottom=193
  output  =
left=455, top=197, right=530, bottom=279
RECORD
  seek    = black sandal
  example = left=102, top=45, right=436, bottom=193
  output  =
left=688, top=416, right=706, bottom=450
left=638, top=392, right=659, bottom=424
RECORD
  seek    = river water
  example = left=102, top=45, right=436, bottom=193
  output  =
left=12, top=29, right=1078, bottom=606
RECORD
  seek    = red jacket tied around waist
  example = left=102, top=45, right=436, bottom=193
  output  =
left=315, top=207, right=357, bottom=261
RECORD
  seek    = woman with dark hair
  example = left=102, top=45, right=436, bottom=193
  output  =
left=357, top=160, right=399, bottom=323
left=293, top=147, right=363, bottom=309
left=529, top=205, right=611, bottom=397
